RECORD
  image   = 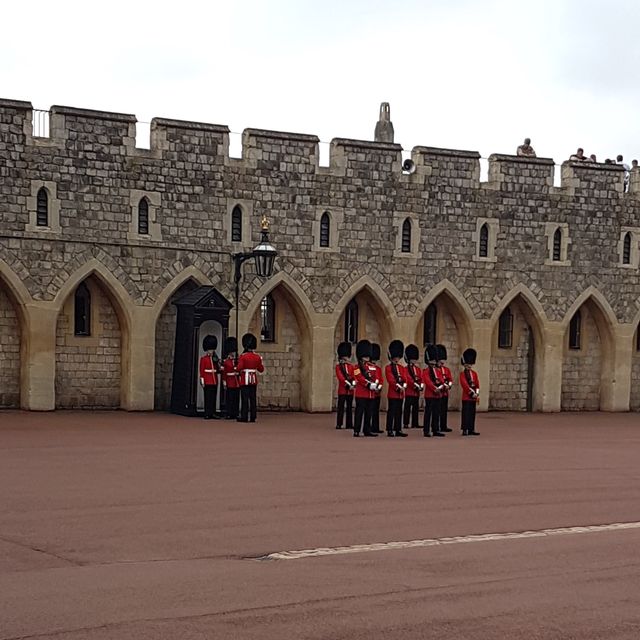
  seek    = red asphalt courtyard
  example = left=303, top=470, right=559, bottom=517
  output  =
left=1, top=410, right=640, bottom=639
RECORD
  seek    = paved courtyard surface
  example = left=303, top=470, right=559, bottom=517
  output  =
left=1, top=410, right=640, bottom=639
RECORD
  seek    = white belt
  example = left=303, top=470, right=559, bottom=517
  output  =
left=243, top=369, right=258, bottom=384
left=204, top=369, right=214, bottom=373
left=225, top=372, right=239, bottom=377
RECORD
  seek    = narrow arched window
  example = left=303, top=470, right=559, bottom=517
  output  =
left=552, top=228, right=562, bottom=261
left=479, top=223, right=489, bottom=257
left=344, top=299, right=359, bottom=344
left=401, top=218, right=412, bottom=253
left=36, top=187, right=49, bottom=227
left=569, top=311, right=581, bottom=350
left=320, top=212, right=330, bottom=247
left=138, top=198, right=149, bottom=235
left=423, top=303, right=437, bottom=346
left=231, top=205, right=242, bottom=242
left=623, top=232, right=632, bottom=265
left=498, top=307, right=513, bottom=348
left=636, top=326, right=640, bottom=352
left=260, top=294, right=276, bottom=342
left=74, top=282, right=91, bottom=336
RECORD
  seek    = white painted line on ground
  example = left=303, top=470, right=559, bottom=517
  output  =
left=256, top=521, right=640, bottom=561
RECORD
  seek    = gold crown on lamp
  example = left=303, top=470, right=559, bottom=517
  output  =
left=260, top=214, right=270, bottom=231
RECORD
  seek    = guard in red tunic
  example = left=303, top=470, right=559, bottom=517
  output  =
left=436, top=344, right=453, bottom=433
left=199, top=335, right=221, bottom=420
left=222, top=336, right=240, bottom=420
left=353, top=339, right=381, bottom=437
left=237, top=333, right=265, bottom=423
left=422, top=343, right=445, bottom=437
left=370, top=343, right=384, bottom=434
left=385, top=340, right=408, bottom=437
left=403, top=344, right=423, bottom=429
left=460, top=348, right=480, bottom=436
left=335, top=341, right=355, bottom=430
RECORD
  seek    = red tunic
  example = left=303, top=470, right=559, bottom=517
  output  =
left=222, top=356, right=240, bottom=389
left=385, top=362, right=407, bottom=399
left=439, top=365, right=453, bottom=397
left=373, top=363, right=383, bottom=397
left=422, top=365, right=444, bottom=399
left=199, top=354, right=219, bottom=386
left=404, top=363, right=423, bottom=397
left=237, top=352, right=265, bottom=386
left=353, top=361, right=381, bottom=400
left=459, top=368, right=480, bottom=402
left=335, top=361, right=355, bottom=396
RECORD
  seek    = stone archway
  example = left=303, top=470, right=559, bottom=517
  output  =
left=0, top=280, right=22, bottom=408
left=246, top=282, right=312, bottom=411
left=413, top=287, right=474, bottom=411
left=54, top=274, right=129, bottom=409
left=561, top=293, right=615, bottom=411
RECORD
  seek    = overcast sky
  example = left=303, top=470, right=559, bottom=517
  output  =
left=3, top=0, right=639, bottom=164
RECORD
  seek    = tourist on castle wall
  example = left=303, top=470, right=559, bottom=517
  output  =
left=517, top=138, right=536, bottom=157
left=570, top=148, right=587, bottom=161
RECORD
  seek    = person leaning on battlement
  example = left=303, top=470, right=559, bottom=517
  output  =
left=569, top=148, right=587, bottom=162
left=516, top=138, right=536, bottom=157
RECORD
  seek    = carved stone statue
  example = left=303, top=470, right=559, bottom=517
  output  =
left=374, top=102, right=394, bottom=143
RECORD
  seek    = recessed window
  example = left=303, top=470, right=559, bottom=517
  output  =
left=138, top=198, right=149, bottom=235
left=479, top=223, right=489, bottom=258
left=552, top=228, right=562, bottom=261
left=636, top=327, right=640, bottom=352
left=260, top=294, right=275, bottom=342
left=423, top=303, right=437, bottom=346
left=569, top=311, right=581, bottom=350
left=498, top=307, right=513, bottom=349
left=231, top=205, right=243, bottom=242
left=401, top=218, right=412, bottom=253
left=320, top=212, right=330, bottom=247
left=36, top=187, right=48, bottom=227
left=74, top=282, right=91, bottom=336
left=344, top=299, right=359, bottom=344
left=623, top=232, right=632, bottom=265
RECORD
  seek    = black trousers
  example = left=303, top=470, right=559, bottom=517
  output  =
left=440, top=395, right=449, bottom=429
left=386, top=398, right=404, bottom=433
left=203, top=385, right=217, bottom=418
left=403, top=396, right=420, bottom=428
left=461, top=401, right=476, bottom=432
left=336, top=394, right=353, bottom=429
left=240, top=385, right=257, bottom=422
left=354, top=397, right=373, bottom=435
left=423, top=397, right=441, bottom=435
left=226, top=387, right=239, bottom=419
left=371, top=396, right=381, bottom=432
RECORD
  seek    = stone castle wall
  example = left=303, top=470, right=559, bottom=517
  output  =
left=1, top=98, right=640, bottom=413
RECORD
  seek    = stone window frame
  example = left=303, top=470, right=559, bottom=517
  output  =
left=344, top=298, right=359, bottom=344
left=62, top=279, right=103, bottom=348
left=423, top=303, right=437, bottom=346
left=312, top=207, right=343, bottom=252
left=226, top=199, right=253, bottom=249
left=259, top=293, right=276, bottom=343
left=568, top=310, right=581, bottom=350
left=472, top=218, right=499, bottom=263
left=27, top=180, right=61, bottom=233
left=618, top=227, right=640, bottom=269
left=544, top=222, right=571, bottom=266
left=393, top=212, right=420, bottom=258
left=128, top=190, right=162, bottom=242
left=253, top=291, right=290, bottom=353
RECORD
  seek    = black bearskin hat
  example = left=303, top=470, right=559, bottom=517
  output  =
left=425, top=343, right=439, bottom=363
left=337, top=341, right=352, bottom=359
left=436, top=344, right=448, bottom=361
left=388, top=339, right=404, bottom=359
left=223, top=336, right=238, bottom=357
left=370, top=343, right=381, bottom=362
left=202, top=335, right=218, bottom=352
left=405, top=343, right=419, bottom=363
left=242, top=332, right=257, bottom=351
left=461, top=348, right=477, bottom=365
left=356, top=339, right=372, bottom=360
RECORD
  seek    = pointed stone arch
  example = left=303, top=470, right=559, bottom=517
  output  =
left=488, top=284, right=548, bottom=411
left=150, top=266, right=212, bottom=324
left=560, top=287, right=616, bottom=410
left=327, top=268, right=401, bottom=315
left=52, top=259, right=133, bottom=409
left=411, top=280, right=476, bottom=410
left=0, top=259, right=29, bottom=408
left=244, top=272, right=315, bottom=411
